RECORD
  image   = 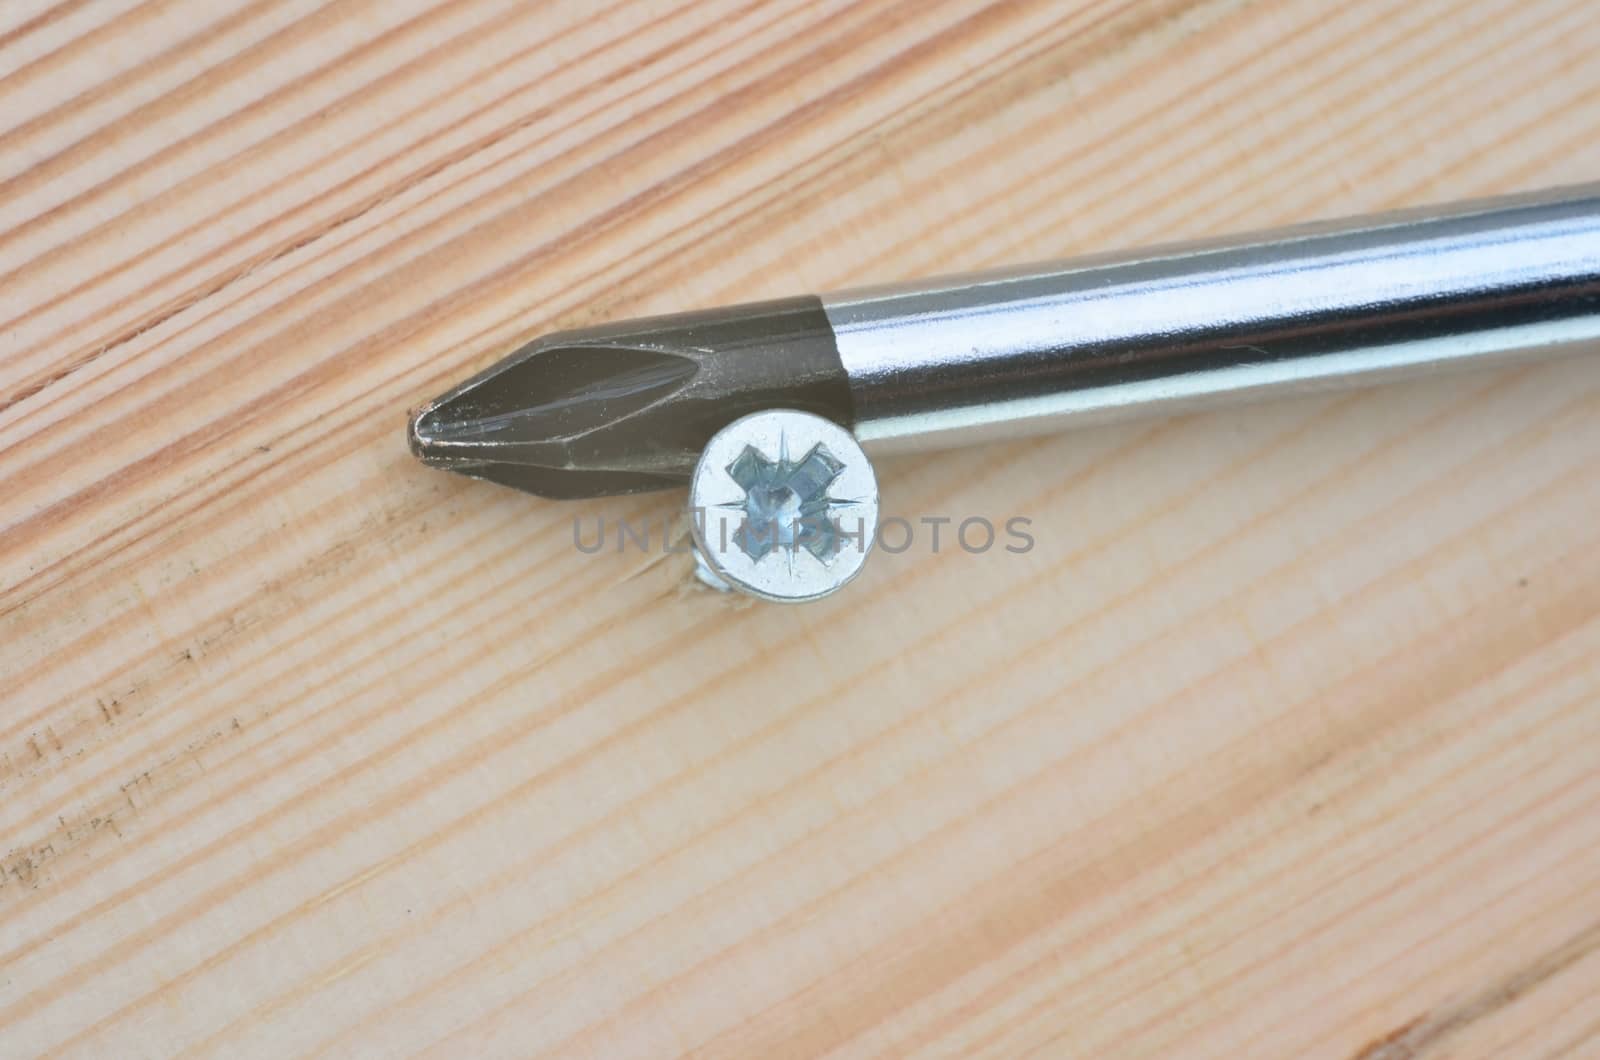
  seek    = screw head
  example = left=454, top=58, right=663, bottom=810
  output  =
left=689, top=409, right=878, bottom=603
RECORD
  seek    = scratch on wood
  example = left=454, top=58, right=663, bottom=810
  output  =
left=0, top=718, right=247, bottom=897
left=1351, top=919, right=1600, bottom=1059
left=0, top=495, right=440, bottom=792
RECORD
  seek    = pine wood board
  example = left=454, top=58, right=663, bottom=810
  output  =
left=3, top=0, right=1600, bottom=1056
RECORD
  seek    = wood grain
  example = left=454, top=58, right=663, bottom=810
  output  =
left=3, top=1, right=1600, bottom=1056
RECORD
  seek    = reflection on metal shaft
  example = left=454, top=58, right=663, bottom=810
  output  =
left=825, top=185, right=1600, bottom=453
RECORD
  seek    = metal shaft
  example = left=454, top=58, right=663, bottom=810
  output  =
left=410, top=184, right=1600, bottom=499
left=825, top=184, right=1600, bottom=453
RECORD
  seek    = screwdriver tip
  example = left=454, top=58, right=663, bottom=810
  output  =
left=405, top=296, right=852, bottom=500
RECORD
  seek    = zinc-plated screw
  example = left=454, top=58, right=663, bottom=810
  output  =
left=689, top=409, right=878, bottom=603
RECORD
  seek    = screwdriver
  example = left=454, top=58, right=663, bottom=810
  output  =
left=408, top=184, right=1600, bottom=505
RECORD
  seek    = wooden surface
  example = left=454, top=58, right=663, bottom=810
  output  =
left=4, top=1, right=1600, bottom=1056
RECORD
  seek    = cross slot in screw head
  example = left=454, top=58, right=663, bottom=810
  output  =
left=689, top=409, right=878, bottom=603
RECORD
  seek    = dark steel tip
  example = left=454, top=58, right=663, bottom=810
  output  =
left=405, top=296, right=850, bottom=500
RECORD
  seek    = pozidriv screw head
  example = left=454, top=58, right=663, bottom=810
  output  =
left=689, top=409, right=878, bottom=603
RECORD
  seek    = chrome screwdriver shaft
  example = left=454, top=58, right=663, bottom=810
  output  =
left=410, top=184, right=1600, bottom=499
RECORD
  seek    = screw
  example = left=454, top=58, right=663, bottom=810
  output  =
left=689, top=409, right=878, bottom=603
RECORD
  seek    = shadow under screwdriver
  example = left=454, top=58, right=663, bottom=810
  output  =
left=409, top=184, right=1600, bottom=499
